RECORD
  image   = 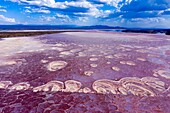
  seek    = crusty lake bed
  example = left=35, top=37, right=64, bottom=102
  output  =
left=0, top=31, right=170, bottom=113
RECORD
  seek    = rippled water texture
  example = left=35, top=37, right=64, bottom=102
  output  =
left=0, top=31, right=170, bottom=113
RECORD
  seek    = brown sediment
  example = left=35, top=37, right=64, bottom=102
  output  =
left=165, top=50, right=170, bottom=55
left=0, top=30, right=81, bottom=38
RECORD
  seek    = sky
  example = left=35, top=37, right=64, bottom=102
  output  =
left=0, top=0, right=170, bottom=28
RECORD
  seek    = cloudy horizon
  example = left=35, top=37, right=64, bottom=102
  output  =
left=0, top=0, right=170, bottom=28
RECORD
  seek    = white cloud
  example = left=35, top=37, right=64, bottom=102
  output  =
left=25, top=9, right=31, bottom=13
left=98, top=0, right=132, bottom=8
left=56, top=13, right=72, bottom=22
left=25, top=7, right=50, bottom=14
left=0, top=15, right=16, bottom=23
left=0, top=9, right=7, bottom=12
left=123, top=17, right=170, bottom=28
left=8, top=0, right=102, bottom=9
left=32, top=8, right=50, bottom=14
left=78, top=17, right=88, bottom=22
left=75, top=7, right=112, bottom=18
left=40, top=16, right=56, bottom=22
left=131, top=17, right=165, bottom=23
left=64, top=0, right=102, bottom=8
left=25, top=6, right=31, bottom=9
left=0, top=5, right=7, bottom=12
left=56, top=14, right=68, bottom=18
left=0, top=6, right=5, bottom=8
left=9, top=0, right=67, bottom=9
left=99, top=0, right=121, bottom=7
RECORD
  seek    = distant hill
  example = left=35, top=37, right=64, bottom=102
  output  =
left=0, top=25, right=125, bottom=30
left=76, top=25, right=125, bottom=29
left=0, top=24, right=169, bottom=35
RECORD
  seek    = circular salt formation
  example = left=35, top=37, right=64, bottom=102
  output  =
left=84, top=71, right=94, bottom=76
left=118, top=86, right=128, bottom=95
left=106, top=62, right=111, bottom=64
left=9, top=82, right=30, bottom=91
left=148, top=54, right=160, bottom=58
left=114, top=53, right=127, bottom=58
left=141, top=77, right=166, bottom=92
left=120, top=61, right=126, bottom=65
left=120, top=77, right=143, bottom=87
left=78, top=52, right=86, bottom=57
left=92, top=79, right=120, bottom=94
left=64, top=80, right=82, bottom=92
left=126, top=61, right=136, bottom=66
left=120, top=77, right=155, bottom=96
left=70, top=48, right=82, bottom=53
left=91, top=54, right=97, bottom=57
left=40, top=59, right=48, bottom=63
left=83, top=87, right=91, bottom=93
left=55, top=43, right=64, bottom=47
left=112, top=66, right=120, bottom=71
left=119, top=61, right=136, bottom=66
left=60, top=51, right=74, bottom=56
left=47, top=61, right=68, bottom=71
left=137, top=58, right=146, bottom=61
left=124, top=83, right=155, bottom=96
left=89, top=58, right=98, bottom=61
left=105, top=55, right=114, bottom=59
left=33, top=80, right=64, bottom=92
left=51, top=47, right=65, bottom=51
left=136, top=49, right=149, bottom=53
left=0, top=60, right=17, bottom=66
left=90, top=64, right=98, bottom=68
left=48, top=56, right=53, bottom=59
left=0, top=81, right=12, bottom=89
left=157, top=70, right=170, bottom=79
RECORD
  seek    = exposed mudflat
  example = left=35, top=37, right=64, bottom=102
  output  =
left=0, top=31, right=170, bottom=113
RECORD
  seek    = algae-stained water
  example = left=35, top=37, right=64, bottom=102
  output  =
left=0, top=31, right=170, bottom=113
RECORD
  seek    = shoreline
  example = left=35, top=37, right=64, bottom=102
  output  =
left=0, top=30, right=82, bottom=38
left=0, top=29, right=170, bottom=39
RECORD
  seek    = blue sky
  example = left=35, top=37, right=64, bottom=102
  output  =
left=0, top=0, right=170, bottom=28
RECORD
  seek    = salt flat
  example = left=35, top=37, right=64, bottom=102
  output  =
left=0, top=31, right=170, bottom=113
